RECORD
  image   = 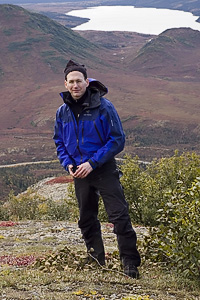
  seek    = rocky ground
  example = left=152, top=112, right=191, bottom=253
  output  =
left=0, top=177, right=199, bottom=299
left=1, top=220, right=199, bottom=300
left=29, top=176, right=73, bottom=201
left=0, top=220, right=150, bottom=300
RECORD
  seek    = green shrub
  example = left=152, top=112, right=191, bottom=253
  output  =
left=120, top=155, right=159, bottom=225
left=120, top=151, right=200, bottom=279
left=143, top=176, right=200, bottom=278
left=0, top=203, right=9, bottom=220
left=147, top=150, right=200, bottom=191
left=45, top=199, right=69, bottom=221
left=98, top=196, right=108, bottom=222
left=5, top=189, right=70, bottom=221
left=6, top=189, right=46, bottom=220
left=120, top=151, right=200, bottom=226
left=65, top=182, right=79, bottom=221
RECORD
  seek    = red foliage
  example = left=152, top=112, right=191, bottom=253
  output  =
left=0, top=255, right=36, bottom=267
left=0, top=221, right=19, bottom=227
left=45, top=176, right=73, bottom=185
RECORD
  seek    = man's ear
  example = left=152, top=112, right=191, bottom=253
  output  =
left=64, top=80, right=68, bottom=89
left=86, top=78, right=89, bottom=87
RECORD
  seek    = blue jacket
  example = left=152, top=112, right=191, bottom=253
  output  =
left=53, top=78, right=125, bottom=170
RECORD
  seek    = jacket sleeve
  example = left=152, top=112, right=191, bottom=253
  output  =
left=53, top=108, right=74, bottom=170
left=88, top=100, right=125, bottom=169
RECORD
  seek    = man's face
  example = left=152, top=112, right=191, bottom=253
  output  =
left=65, top=71, right=89, bottom=100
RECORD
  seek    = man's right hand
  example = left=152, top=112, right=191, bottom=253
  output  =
left=73, top=162, right=93, bottom=178
left=68, top=162, right=93, bottom=178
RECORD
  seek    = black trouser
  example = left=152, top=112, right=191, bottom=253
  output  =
left=74, top=159, right=141, bottom=267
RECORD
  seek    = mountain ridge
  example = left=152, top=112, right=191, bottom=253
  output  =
left=0, top=4, right=101, bottom=85
left=128, top=28, right=200, bottom=81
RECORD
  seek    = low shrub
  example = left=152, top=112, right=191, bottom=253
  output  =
left=46, top=199, right=69, bottom=221
left=143, top=176, right=200, bottom=278
left=120, top=151, right=200, bottom=279
left=0, top=203, right=10, bottom=221
left=6, top=189, right=43, bottom=220
left=4, top=189, right=70, bottom=221
left=65, top=182, right=79, bottom=221
left=120, top=151, right=200, bottom=226
left=120, top=155, right=157, bottom=225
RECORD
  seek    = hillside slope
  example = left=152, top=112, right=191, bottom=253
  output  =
left=0, top=4, right=100, bottom=86
left=128, top=28, right=200, bottom=81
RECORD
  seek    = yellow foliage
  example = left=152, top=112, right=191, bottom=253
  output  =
left=123, top=295, right=154, bottom=300
left=73, top=290, right=84, bottom=295
left=90, top=290, right=97, bottom=295
left=38, top=203, right=48, bottom=214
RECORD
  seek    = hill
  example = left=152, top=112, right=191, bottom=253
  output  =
left=128, top=28, right=200, bottom=81
left=0, top=4, right=200, bottom=166
left=0, top=4, right=101, bottom=86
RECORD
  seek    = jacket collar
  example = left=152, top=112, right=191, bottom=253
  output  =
left=60, top=87, right=101, bottom=109
left=60, top=78, right=108, bottom=108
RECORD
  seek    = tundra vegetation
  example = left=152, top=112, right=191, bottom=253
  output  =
left=0, top=151, right=199, bottom=299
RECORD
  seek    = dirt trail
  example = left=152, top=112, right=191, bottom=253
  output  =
left=0, top=160, right=54, bottom=169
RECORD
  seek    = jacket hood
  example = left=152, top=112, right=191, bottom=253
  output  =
left=60, top=78, right=108, bottom=103
left=88, top=78, right=108, bottom=97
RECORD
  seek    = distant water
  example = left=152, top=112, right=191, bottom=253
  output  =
left=66, top=6, right=200, bottom=35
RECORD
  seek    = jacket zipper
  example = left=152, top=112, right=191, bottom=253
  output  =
left=93, top=120, right=104, bottom=144
left=82, top=121, right=84, bottom=144
left=71, top=112, right=83, bottom=163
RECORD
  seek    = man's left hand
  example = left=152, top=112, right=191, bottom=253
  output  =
left=73, top=162, right=93, bottom=178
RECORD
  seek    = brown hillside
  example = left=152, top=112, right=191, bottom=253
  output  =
left=128, top=28, right=200, bottom=81
left=0, top=5, right=101, bottom=84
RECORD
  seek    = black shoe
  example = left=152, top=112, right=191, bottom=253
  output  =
left=123, top=264, right=139, bottom=279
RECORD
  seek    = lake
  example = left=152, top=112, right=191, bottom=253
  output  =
left=66, top=6, right=200, bottom=35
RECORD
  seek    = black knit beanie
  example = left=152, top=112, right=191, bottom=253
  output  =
left=64, top=60, right=87, bottom=79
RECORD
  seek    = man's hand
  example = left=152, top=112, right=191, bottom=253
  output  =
left=68, top=164, right=75, bottom=176
left=73, top=162, right=93, bottom=178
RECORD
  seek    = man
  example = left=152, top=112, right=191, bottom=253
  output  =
left=53, top=60, right=141, bottom=278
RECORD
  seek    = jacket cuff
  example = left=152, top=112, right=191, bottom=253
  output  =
left=66, top=164, right=73, bottom=172
left=65, top=165, right=70, bottom=172
left=88, top=159, right=98, bottom=170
